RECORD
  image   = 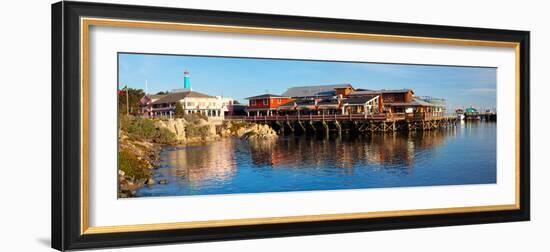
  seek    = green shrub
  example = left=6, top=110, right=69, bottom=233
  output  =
left=174, top=102, right=185, bottom=118
left=120, top=115, right=158, bottom=141
left=128, top=119, right=156, bottom=139
left=118, top=150, right=149, bottom=180
left=186, top=124, right=211, bottom=139
left=119, top=115, right=132, bottom=132
left=156, top=128, right=176, bottom=144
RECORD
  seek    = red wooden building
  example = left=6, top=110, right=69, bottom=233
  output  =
left=245, top=94, right=292, bottom=116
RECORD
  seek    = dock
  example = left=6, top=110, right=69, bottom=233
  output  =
left=226, top=113, right=458, bottom=134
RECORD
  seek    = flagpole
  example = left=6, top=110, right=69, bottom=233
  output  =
left=126, top=85, right=129, bottom=115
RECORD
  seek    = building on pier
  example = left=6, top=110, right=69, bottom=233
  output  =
left=245, top=94, right=292, bottom=116
left=342, top=95, right=381, bottom=115
left=316, top=98, right=341, bottom=115
left=242, top=84, right=447, bottom=120
left=281, top=84, right=353, bottom=99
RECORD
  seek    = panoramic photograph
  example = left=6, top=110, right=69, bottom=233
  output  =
left=117, top=52, right=497, bottom=198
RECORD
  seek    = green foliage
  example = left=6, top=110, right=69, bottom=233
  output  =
left=119, top=115, right=176, bottom=144
left=118, top=88, right=145, bottom=116
left=174, top=102, right=185, bottom=118
left=118, top=150, right=149, bottom=180
left=185, top=124, right=211, bottom=139
left=156, top=128, right=176, bottom=144
left=126, top=117, right=157, bottom=139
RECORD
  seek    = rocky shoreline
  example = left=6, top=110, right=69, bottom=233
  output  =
left=118, top=115, right=278, bottom=198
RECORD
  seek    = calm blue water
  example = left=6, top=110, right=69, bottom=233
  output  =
left=136, top=121, right=496, bottom=197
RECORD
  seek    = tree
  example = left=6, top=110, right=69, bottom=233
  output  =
left=118, top=88, right=145, bottom=116
left=174, top=102, right=185, bottom=118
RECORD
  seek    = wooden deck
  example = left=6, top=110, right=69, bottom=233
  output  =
left=225, top=113, right=457, bottom=133
left=226, top=112, right=454, bottom=122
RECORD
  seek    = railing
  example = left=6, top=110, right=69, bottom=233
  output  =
left=406, top=112, right=447, bottom=120
left=228, top=113, right=388, bottom=122
left=226, top=112, right=452, bottom=122
left=387, top=112, right=406, bottom=120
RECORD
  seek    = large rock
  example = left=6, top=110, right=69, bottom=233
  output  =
left=195, top=118, right=216, bottom=137
left=157, top=118, right=187, bottom=142
left=239, top=124, right=278, bottom=140
left=174, top=118, right=187, bottom=141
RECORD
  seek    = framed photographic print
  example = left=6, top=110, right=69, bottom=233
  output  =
left=51, top=1, right=530, bottom=250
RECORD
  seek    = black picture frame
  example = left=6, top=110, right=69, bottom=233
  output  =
left=52, top=1, right=530, bottom=251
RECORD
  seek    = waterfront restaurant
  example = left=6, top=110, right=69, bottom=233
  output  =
left=140, top=90, right=231, bottom=120
left=281, top=83, right=354, bottom=99
left=342, top=95, right=381, bottom=115
left=245, top=94, right=293, bottom=116
left=350, top=89, right=446, bottom=118
left=276, top=99, right=318, bottom=116
left=315, top=97, right=341, bottom=115
left=243, top=84, right=446, bottom=119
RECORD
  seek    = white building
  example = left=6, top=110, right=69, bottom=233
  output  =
left=139, top=70, right=235, bottom=121
left=142, top=90, right=233, bottom=122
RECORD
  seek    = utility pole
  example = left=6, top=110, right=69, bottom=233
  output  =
left=126, top=85, right=129, bottom=115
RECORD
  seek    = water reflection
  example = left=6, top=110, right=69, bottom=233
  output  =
left=248, top=130, right=450, bottom=171
left=159, top=139, right=237, bottom=187
left=137, top=122, right=496, bottom=197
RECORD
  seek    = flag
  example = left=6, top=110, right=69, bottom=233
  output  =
left=118, top=84, right=127, bottom=95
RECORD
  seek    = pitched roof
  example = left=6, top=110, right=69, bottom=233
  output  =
left=149, top=94, right=166, bottom=100
left=245, top=93, right=289, bottom=100
left=152, top=91, right=216, bottom=105
left=282, top=84, right=353, bottom=98
left=343, top=95, right=378, bottom=105
left=350, top=89, right=413, bottom=96
left=385, top=98, right=435, bottom=107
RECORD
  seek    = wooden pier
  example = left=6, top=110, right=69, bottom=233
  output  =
left=464, top=112, right=497, bottom=121
left=226, top=113, right=457, bottom=134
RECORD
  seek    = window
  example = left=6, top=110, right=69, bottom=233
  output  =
left=187, top=102, right=195, bottom=106
left=263, top=99, right=268, bottom=105
left=251, top=100, right=256, bottom=106
left=278, top=98, right=282, bottom=103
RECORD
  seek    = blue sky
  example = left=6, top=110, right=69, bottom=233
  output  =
left=119, top=53, right=497, bottom=110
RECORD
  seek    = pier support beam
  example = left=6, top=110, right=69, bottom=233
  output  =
left=322, top=121, right=329, bottom=135
left=286, top=121, right=294, bottom=133
left=334, top=120, right=342, bottom=134
left=297, top=121, right=306, bottom=132
left=309, top=121, right=316, bottom=133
